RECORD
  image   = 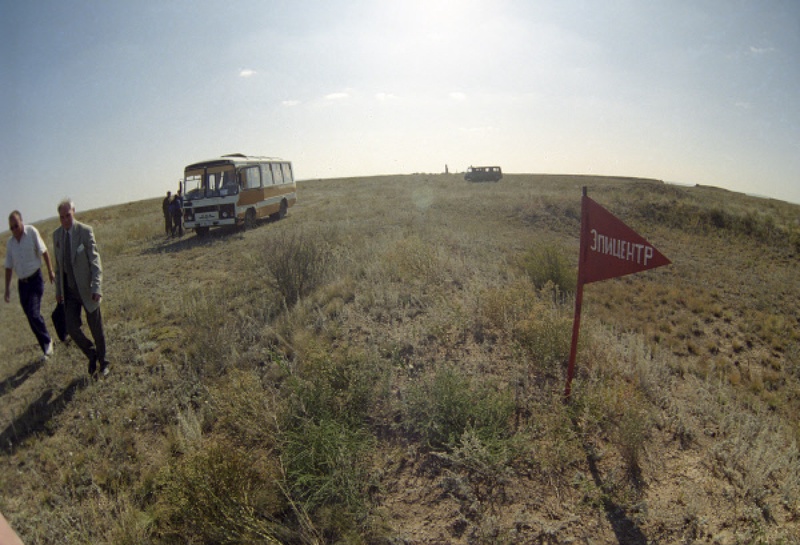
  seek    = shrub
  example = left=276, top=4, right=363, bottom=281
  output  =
left=276, top=345, right=386, bottom=538
left=380, top=235, right=446, bottom=286
left=512, top=306, right=573, bottom=378
left=516, top=243, right=577, bottom=299
left=478, top=280, right=539, bottom=332
left=262, top=229, right=331, bottom=307
left=403, top=366, right=515, bottom=450
left=209, top=368, right=280, bottom=449
left=180, top=286, right=241, bottom=375
left=615, top=404, right=649, bottom=479
left=152, top=439, right=287, bottom=544
left=286, top=345, right=385, bottom=428
left=279, top=416, right=375, bottom=520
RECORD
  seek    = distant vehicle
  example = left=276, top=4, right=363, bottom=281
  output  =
left=464, top=166, right=502, bottom=182
left=182, top=154, right=297, bottom=236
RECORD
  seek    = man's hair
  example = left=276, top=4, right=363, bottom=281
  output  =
left=57, top=199, right=75, bottom=213
left=8, top=210, right=22, bottom=222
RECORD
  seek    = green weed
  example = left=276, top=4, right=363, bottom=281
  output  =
left=516, top=243, right=577, bottom=299
left=402, top=366, right=515, bottom=450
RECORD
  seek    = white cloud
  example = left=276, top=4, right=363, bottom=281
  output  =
left=239, top=68, right=257, bottom=77
left=449, top=92, right=467, bottom=101
left=325, top=92, right=350, bottom=100
left=375, top=92, right=398, bottom=101
left=282, top=100, right=300, bottom=107
left=749, top=46, right=776, bottom=55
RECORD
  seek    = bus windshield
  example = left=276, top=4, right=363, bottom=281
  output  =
left=183, top=166, right=238, bottom=199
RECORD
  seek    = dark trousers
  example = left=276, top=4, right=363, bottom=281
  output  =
left=164, top=212, right=172, bottom=234
left=64, top=284, right=107, bottom=369
left=18, top=269, right=51, bottom=352
left=171, top=211, right=183, bottom=236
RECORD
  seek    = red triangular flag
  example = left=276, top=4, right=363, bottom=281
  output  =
left=580, top=195, right=671, bottom=285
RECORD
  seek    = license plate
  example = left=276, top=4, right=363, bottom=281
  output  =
left=197, top=212, right=218, bottom=221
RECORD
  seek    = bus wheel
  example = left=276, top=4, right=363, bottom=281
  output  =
left=196, top=226, right=210, bottom=237
left=244, top=208, right=257, bottom=229
left=270, top=200, right=288, bottom=221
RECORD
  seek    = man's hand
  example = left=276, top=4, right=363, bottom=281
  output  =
left=92, top=293, right=102, bottom=302
left=3, top=291, right=9, bottom=304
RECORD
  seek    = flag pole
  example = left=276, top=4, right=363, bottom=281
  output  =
left=565, top=187, right=588, bottom=401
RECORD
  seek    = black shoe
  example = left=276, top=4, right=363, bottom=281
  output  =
left=88, top=353, right=98, bottom=376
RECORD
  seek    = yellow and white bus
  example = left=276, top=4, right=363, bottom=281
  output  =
left=181, top=154, right=297, bottom=236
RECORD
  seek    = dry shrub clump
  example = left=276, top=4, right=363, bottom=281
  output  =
left=572, top=327, right=667, bottom=478
left=402, top=365, right=515, bottom=451
left=477, top=273, right=574, bottom=388
left=180, top=287, right=239, bottom=368
left=151, top=438, right=286, bottom=544
left=380, top=235, right=449, bottom=287
left=260, top=228, right=333, bottom=307
left=516, top=242, right=577, bottom=300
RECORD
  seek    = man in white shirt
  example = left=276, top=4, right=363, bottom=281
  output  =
left=4, top=210, right=56, bottom=360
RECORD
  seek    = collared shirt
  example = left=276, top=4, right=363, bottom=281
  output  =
left=4, top=224, right=48, bottom=279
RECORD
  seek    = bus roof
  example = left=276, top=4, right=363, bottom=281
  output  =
left=185, top=154, right=287, bottom=170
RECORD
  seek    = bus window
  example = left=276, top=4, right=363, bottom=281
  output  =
left=209, top=172, right=222, bottom=193
left=184, top=173, right=203, bottom=198
left=272, top=163, right=283, bottom=184
left=282, top=163, right=293, bottom=183
left=262, top=164, right=274, bottom=185
left=207, top=166, right=236, bottom=196
left=241, top=166, right=261, bottom=189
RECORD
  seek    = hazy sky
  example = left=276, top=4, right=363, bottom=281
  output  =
left=2, top=0, right=799, bottom=224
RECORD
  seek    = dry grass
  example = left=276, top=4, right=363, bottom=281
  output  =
left=2, top=174, right=799, bottom=544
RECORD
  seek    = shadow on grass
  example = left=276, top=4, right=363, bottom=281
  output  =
left=0, top=360, right=44, bottom=397
left=0, top=376, right=89, bottom=455
left=569, top=414, right=647, bottom=544
left=142, top=215, right=286, bottom=255
left=585, top=451, right=648, bottom=545
left=141, top=224, right=245, bottom=255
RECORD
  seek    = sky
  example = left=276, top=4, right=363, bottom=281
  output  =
left=2, top=0, right=799, bottom=225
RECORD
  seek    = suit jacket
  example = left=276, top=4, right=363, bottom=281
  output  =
left=53, top=221, right=103, bottom=313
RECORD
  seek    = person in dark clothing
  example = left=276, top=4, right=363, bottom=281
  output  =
left=162, top=191, right=172, bottom=236
left=170, top=191, right=183, bottom=237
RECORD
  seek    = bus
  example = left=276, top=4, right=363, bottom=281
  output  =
left=181, top=154, right=296, bottom=235
left=464, top=166, right=502, bottom=182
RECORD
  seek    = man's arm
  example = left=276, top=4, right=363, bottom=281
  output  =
left=42, top=251, right=55, bottom=284
left=83, top=226, right=103, bottom=300
left=4, top=268, right=11, bottom=303
left=52, top=230, right=63, bottom=303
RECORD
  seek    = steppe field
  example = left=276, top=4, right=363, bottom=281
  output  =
left=1, top=173, right=799, bottom=545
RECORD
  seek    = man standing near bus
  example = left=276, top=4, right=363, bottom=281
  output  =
left=53, top=199, right=109, bottom=378
left=4, top=210, right=55, bottom=361
left=162, top=191, right=172, bottom=236
left=170, top=189, right=183, bottom=237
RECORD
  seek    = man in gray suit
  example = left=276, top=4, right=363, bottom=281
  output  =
left=53, top=199, right=109, bottom=377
